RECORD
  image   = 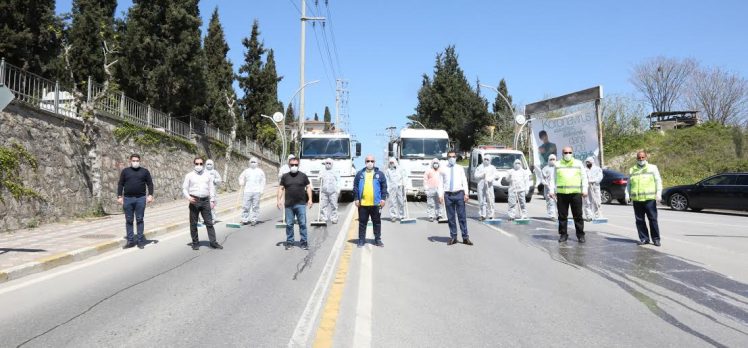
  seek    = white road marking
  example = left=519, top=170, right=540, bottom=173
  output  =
left=352, top=225, right=374, bottom=348
left=288, top=204, right=356, bottom=348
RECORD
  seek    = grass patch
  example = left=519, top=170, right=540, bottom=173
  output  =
left=113, top=122, right=197, bottom=153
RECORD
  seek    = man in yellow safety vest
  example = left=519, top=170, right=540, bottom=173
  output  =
left=626, top=151, right=663, bottom=246
left=549, top=146, right=588, bottom=243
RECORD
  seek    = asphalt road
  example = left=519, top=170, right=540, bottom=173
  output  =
left=0, top=196, right=746, bottom=347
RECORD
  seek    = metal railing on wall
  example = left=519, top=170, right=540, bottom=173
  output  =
left=0, top=58, right=279, bottom=163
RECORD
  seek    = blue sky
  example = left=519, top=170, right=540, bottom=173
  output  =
left=56, top=0, right=748, bottom=165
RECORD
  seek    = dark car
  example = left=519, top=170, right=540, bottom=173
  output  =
left=536, top=168, right=627, bottom=204
left=600, top=169, right=628, bottom=204
left=662, top=173, right=748, bottom=212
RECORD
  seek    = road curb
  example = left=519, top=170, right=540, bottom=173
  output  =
left=0, top=191, right=276, bottom=285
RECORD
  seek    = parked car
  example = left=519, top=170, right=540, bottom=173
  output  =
left=536, top=168, right=627, bottom=204
left=600, top=169, right=629, bottom=204
left=662, top=173, right=748, bottom=212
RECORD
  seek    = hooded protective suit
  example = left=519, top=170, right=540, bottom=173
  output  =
left=506, top=159, right=529, bottom=219
left=385, top=158, right=406, bottom=220
left=423, top=158, right=443, bottom=221
left=319, top=158, right=341, bottom=223
left=239, top=157, right=266, bottom=224
left=203, top=159, right=222, bottom=222
left=541, top=154, right=558, bottom=220
left=584, top=156, right=604, bottom=220
left=474, top=156, right=497, bottom=219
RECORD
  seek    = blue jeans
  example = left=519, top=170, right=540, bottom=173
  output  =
left=285, top=204, right=308, bottom=243
left=123, top=196, right=146, bottom=242
left=633, top=200, right=660, bottom=242
left=445, top=191, right=468, bottom=239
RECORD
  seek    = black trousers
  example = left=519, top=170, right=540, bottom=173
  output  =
left=358, top=205, right=382, bottom=242
left=633, top=200, right=660, bottom=242
left=189, top=197, right=217, bottom=244
left=557, top=193, right=584, bottom=236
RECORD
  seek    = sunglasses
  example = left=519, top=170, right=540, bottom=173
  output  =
left=195, top=163, right=203, bottom=165
left=563, top=152, right=572, bottom=154
left=448, top=156, right=457, bottom=158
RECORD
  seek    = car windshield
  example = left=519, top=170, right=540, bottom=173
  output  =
left=400, top=138, right=448, bottom=159
left=300, top=138, right=350, bottom=159
left=490, top=154, right=525, bottom=169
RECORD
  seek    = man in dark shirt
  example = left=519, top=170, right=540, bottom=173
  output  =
left=277, top=157, right=313, bottom=250
left=117, top=154, right=154, bottom=249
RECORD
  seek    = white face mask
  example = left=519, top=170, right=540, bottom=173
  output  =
left=325, top=163, right=332, bottom=170
left=194, top=165, right=204, bottom=172
left=432, top=163, right=439, bottom=169
left=290, top=165, right=299, bottom=173
left=549, top=160, right=556, bottom=167
left=250, top=162, right=258, bottom=168
left=389, top=163, right=395, bottom=169
left=514, top=163, right=521, bottom=170
left=366, top=162, right=374, bottom=170
left=130, top=161, right=140, bottom=169
left=563, top=154, right=573, bottom=161
left=448, top=157, right=456, bottom=166
left=483, top=160, right=490, bottom=166
left=637, top=160, right=647, bottom=166
left=206, top=163, right=214, bottom=170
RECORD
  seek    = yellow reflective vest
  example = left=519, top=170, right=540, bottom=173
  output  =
left=629, top=164, right=657, bottom=201
left=555, top=159, right=584, bottom=194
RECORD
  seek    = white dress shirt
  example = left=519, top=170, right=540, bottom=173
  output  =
left=441, top=163, right=469, bottom=194
left=182, top=170, right=216, bottom=201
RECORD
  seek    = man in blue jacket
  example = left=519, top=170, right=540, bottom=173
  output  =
left=353, top=154, right=388, bottom=248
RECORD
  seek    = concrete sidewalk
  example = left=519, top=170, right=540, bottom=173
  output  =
left=0, top=185, right=278, bottom=284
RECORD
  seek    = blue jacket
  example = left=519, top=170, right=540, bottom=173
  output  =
left=353, top=167, right=388, bottom=204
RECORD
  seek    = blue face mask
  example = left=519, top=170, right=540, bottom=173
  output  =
left=448, top=157, right=456, bottom=166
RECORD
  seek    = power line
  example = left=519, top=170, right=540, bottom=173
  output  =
left=324, top=1, right=344, bottom=76
left=311, top=23, right=336, bottom=93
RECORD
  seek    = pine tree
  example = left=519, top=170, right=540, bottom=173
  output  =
left=492, top=78, right=515, bottom=146
left=117, top=0, right=206, bottom=121
left=324, top=106, right=332, bottom=130
left=0, top=0, right=61, bottom=74
left=314, top=113, right=319, bottom=121
left=413, top=46, right=491, bottom=150
left=65, top=0, right=117, bottom=87
left=285, top=103, right=296, bottom=125
left=203, top=8, right=236, bottom=132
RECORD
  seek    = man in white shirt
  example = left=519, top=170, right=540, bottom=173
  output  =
left=238, top=157, right=266, bottom=226
left=182, top=157, right=222, bottom=250
left=439, top=150, right=472, bottom=246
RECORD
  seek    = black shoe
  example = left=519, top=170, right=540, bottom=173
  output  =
left=558, top=234, right=568, bottom=242
left=241, top=221, right=250, bottom=225
left=375, top=240, right=384, bottom=247
left=137, top=241, right=145, bottom=249
left=209, top=242, right=223, bottom=250
left=191, top=243, right=199, bottom=250
left=479, top=216, right=485, bottom=221
left=123, top=242, right=136, bottom=249
left=463, top=238, right=473, bottom=246
left=447, top=238, right=458, bottom=246
left=578, top=236, right=586, bottom=243
left=653, top=240, right=661, bottom=247
left=357, top=240, right=365, bottom=248
left=285, top=242, right=293, bottom=250
left=637, top=240, right=650, bottom=246
left=301, top=241, right=309, bottom=250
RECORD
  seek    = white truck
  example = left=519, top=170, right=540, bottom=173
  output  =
left=297, top=131, right=361, bottom=200
left=467, top=145, right=534, bottom=202
left=387, top=128, right=450, bottom=197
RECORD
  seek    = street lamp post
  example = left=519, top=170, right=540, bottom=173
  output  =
left=261, top=112, right=286, bottom=161
left=410, top=120, right=426, bottom=129
left=479, top=83, right=530, bottom=150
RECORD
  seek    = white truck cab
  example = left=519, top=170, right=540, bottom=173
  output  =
left=387, top=128, right=450, bottom=197
left=467, top=145, right=534, bottom=202
left=297, top=131, right=361, bottom=200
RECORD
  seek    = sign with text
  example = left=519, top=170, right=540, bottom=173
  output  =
left=531, top=109, right=599, bottom=168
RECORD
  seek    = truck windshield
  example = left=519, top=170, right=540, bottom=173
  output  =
left=300, top=138, right=350, bottom=159
left=400, top=138, right=448, bottom=159
left=490, top=154, right=525, bottom=169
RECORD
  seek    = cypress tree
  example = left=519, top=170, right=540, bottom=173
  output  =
left=285, top=103, right=296, bottom=125
left=492, top=78, right=515, bottom=146
left=203, top=7, right=236, bottom=132
left=324, top=106, right=332, bottom=130
left=0, top=0, right=61, bottom=74
left=66, top=0, right=117, bottom=86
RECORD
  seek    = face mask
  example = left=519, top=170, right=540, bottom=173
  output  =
left=206, top=163, right=214, bottom=170
left=483, top=160, right=490, bottom=166
left=250, top=162, right=258, bottom=168
left=563, top=154, right=573, bottom=161
left=389, top=163, right=395, bottom=169
left=194, top=165, right=204, bottom=172
left=549, top=160, right=555, bottom=167
left=432, top=163, right=439, bottom=169
left=637, top=160, right=647, bottom=166
left=366, top=162, right=374, bottom=170
left=325, top=163, right=332, bottom=170
left=586, top=163, right=592, bottom=169
left=130, top=161, right=140, bottom=169
left=290, top=165, right=299, bottom=173
left=448, top=157, right=456, bottom=166
left=514, top=164, right=521, bottom=170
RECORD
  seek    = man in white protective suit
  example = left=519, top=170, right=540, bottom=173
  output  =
left=319, top=158, right=341, bottom=224
left=542, top=154, right=558, bottom=221
left=506, top=158, right=529, bottom=220
left=385, top=157, right=406, bottom=222
left=584, top=156, right=604, bottom=221
left=238, top=157, right=266, bottom=226
left=474, top=155, right=497, bottom=221
left=423, top=158, right=443, bottom=222
left=203, top=159, right=223, bottom=223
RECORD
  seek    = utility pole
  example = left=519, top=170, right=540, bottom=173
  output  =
left=335, top=79, right=348, bottom=132
left=299, top=0, right=325, bottom=135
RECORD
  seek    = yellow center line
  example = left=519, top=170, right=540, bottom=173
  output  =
left=312, top=210, right=359, bottom=347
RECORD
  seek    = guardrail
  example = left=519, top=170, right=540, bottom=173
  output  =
left=0, top=58, right=278, bottom=163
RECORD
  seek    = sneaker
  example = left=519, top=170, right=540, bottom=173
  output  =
left=637, top=240, right=650, bottom=246
left=375, top=240, right=384, bottom=247
left=447, top=238, right=458, bottom=246
left=463, top=238, right=474, bottom=246
left=357, top=240, right=365, bottom=248
left=209, top=242, right=223, bottom=249
left=479, top=216, right=485, bottom=221
left=250, top=221, right=257, bottom=226
left=285, top=242, right=293, bottom=250
left=301, top=241, right=309, bottom=250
